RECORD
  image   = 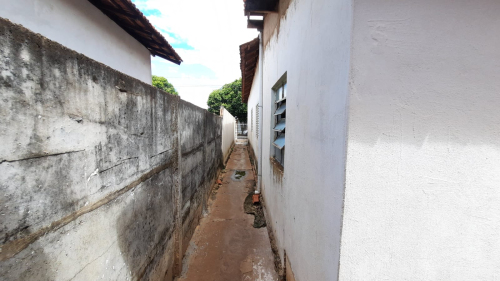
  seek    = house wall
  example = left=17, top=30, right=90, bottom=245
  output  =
left=259, top=0, right=352, bottom=280
left=0, top=19, right=221, bottom=281
left=341, top=0, right=500, bottom=279
left=0, top=0, right=152, bottom=84
left=221, top=107, right=236, bottom=163
left=246, top=60, right=261, bottom=163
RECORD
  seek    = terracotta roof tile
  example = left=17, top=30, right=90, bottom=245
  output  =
left=239, top=37, right=259, bottom=103
left=88, top=0, right=182, bottom=64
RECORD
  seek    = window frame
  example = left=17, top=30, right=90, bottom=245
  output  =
left=271, top=73, right=287, bottom=168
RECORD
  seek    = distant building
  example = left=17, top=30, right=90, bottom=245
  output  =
left=0, top=0, right=182, bottom=83
left=241, top=0, right=500, bottom=280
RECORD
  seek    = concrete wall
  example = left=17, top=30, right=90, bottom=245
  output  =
left=0, top=19, right=221, bottom=281
left=340, top=0, right=500, bottom=279
left=221, top=107, right=236, bottom=163
left=258, top=0, right=352, bottom=280
left=178, top=101, right=222, bottom=259
left=0, top=0, right=152, bottom=84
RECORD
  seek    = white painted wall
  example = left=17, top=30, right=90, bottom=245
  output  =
left=258, top=0, right=352, bottom=280
left=340, top=0, right=500, bottom=279
left=246, top=61, right=261, bottom=159
left=0, top=0, right=152, bottom=83
left=221, top=107, right=236, bottom=162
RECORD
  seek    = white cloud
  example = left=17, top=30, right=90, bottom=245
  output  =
left=133, top=0, right=258, bottom=108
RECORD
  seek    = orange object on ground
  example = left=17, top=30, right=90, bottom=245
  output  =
left=252, top=194, right=260, bottom=204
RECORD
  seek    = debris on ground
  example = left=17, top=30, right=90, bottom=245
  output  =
left=244, top=188, right=266, bottom=228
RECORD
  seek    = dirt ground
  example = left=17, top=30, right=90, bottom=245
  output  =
left=176, top=143, right=278, bottom=281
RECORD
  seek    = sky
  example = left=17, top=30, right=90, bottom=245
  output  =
left=132, top=0, right=258, bottom=109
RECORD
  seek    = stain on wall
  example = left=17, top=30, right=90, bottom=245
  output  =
left=0, top=18, right=222, bottom=280
left=262, top=0, right=293, bottom=49
left=179, top=101, right=223, bottom=256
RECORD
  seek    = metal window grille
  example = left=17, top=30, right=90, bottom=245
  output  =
left=256, top=104, right=259, bottom=139
left=251, top=108, right=253, bottom=135
left=273, top=82, right=286, bottom=167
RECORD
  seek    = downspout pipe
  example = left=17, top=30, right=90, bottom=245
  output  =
left=257, top=31, right=264, bottom=193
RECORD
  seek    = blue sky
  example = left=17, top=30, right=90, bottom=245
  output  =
left=132, top=0, right=258, bottom=108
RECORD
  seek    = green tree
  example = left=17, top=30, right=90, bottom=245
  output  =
left=207, top=78, right=247, bottom=121
left=152, top=75, right=178, bottom=95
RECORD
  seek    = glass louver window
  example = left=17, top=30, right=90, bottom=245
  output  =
left=273, top=82, right=286, bottom=166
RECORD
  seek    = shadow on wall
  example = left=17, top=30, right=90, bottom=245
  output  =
left=1, top=150, right=88, bottom=248
left=116, top=167, right=176, bottom=280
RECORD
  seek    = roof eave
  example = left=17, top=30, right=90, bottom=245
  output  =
left=88, top=0, right=182, bottom=65
left=239, top=37, right=260, bottom=104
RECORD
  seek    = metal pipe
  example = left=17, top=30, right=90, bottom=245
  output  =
left=257, top=31, right=264, bottom=193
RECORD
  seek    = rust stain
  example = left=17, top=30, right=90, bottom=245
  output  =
left=269, top=157, right=284, bottom=185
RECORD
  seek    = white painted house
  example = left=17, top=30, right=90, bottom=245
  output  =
left=0, top=0, right=182, bottom=83
left=241, top=0, right=500, bottom=280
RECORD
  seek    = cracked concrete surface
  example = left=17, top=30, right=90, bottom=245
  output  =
left=177, top=144, right=278, bottom=281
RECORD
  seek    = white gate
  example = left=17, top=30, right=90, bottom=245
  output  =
left=236, top=122, right=247, bottom=139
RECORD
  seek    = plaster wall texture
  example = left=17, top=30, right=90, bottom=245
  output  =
left=0, top=19, right=221, bottom=281
left=258, top=0, right=352, bottom=280
left=221, top=107, right=236, bottom=162
left=340, top=0, right=500, bottom=279
left=0, top=0, right=152, bottom=84
left=246, top=60, right=261, bottom=163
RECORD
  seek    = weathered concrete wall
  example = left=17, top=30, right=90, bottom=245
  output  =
left=178, top=100, right=222, bottom=258
left=0, top=18, right=221, bottom=281
left=341, top=0, right=500, bottom=279
left=0, top=0, right=152, bottom=84
left=221, top=107, right=236, bottom=163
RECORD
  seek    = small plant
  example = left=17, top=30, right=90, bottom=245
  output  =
left=235, top=171, right=246, bottom=179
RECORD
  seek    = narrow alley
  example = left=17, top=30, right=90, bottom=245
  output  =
left=177, top=143, right=278, bottom=281
left=2, top=0, right=500, bottom=280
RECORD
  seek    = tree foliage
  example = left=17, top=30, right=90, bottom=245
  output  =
left=207, top=78, right=247, bottom=121
left=152, top=75, right=178, bottom=96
